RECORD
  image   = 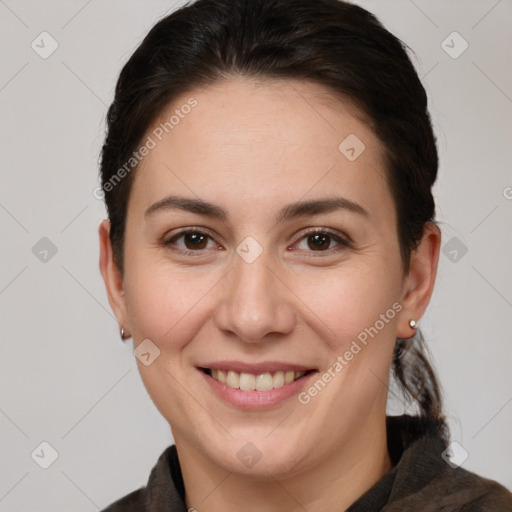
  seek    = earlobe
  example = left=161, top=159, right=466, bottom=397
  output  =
left=98, top=219, right=129, bottom=333
left=397, top=222, right=441, bottom=338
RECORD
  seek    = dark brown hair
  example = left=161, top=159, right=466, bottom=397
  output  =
left=100, top=0, right=448, bottom=441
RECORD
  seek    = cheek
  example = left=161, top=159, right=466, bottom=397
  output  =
left=122, top=263, right=212, bottom=427
left=297, top=260, right=402, bottom=334
left=124, top=250, right=403, bottom=346
left=123, top=257, right=217, bottom=350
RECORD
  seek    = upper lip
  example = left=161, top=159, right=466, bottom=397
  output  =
left=198, top=360, right=317, bottom=374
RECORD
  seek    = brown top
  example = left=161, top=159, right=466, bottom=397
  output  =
left=101, top=415, right=512, bottom=511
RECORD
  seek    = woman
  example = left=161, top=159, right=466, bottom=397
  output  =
left=97, top=0, right=512, bottom=510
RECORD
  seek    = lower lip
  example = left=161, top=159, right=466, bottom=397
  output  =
left=199, top=369, right=318, bottom=410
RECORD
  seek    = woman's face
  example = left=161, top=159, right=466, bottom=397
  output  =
left=101, top=77, right=428, bottom=477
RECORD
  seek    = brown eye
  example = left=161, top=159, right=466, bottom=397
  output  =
left=182, top=232, right=208, bottom=250
left=295, top=230, right=350, bottom=253
left=307, top=233, right=332, bottom=251
left=164, top=230, right=217, bottom=254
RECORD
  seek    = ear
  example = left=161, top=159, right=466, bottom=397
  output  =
left=397, top=222, right=441, bottom=339
left=98, top=219, right=129, bottom=334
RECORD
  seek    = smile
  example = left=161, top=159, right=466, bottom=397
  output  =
left=200, top=368, right=315, bottom=391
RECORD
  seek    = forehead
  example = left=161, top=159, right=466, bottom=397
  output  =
left=130, top=77, right=392, bottom=220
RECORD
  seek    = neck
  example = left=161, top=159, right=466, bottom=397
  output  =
left=176, top=415, right=393, bottom=512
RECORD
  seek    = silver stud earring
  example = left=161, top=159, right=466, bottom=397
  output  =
left=120, top=327, right=126, bottom=340
left=409, top=319, right=418, bottom=330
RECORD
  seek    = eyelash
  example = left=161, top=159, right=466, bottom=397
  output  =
left=162, top=227, right=352, bottom=257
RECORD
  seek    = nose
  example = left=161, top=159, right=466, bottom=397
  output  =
left=213, top=247, right=297, bottom=344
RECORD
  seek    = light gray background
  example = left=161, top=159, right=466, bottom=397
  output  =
left=0, top=0, right=511, bottom=510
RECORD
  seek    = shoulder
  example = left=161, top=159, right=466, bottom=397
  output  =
left=383, top=415, right=512, bottom=511
left=101, top=487, right=146, bottom=512
left=438, top=465, right=512, bottom=511
left=411, top=438, right=512, bottom=510
left=100, top=444, right=187, bottom=512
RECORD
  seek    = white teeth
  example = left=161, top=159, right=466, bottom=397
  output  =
left=284, top=370, right=295, bottom=384
left=273, top=371, right=284, bottom=388
left=208, top=368, right=309, bottom=391
left=239, top=373, right=256, bottom=391
left=256, top=373, right=274, bottom=391
left=226, top=370, right=239, bottom=388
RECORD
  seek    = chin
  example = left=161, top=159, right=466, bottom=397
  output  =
left=203, top=433, right=313, bottom=479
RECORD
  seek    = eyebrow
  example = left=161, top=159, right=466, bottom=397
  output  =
left=144, top=194, right=368, bottom=222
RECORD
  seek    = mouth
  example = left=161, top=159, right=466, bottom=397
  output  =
left=199, top=367, right=316, bottom=391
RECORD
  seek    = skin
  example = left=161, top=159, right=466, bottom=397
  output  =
left=99, top=77, right=441, bottom=512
